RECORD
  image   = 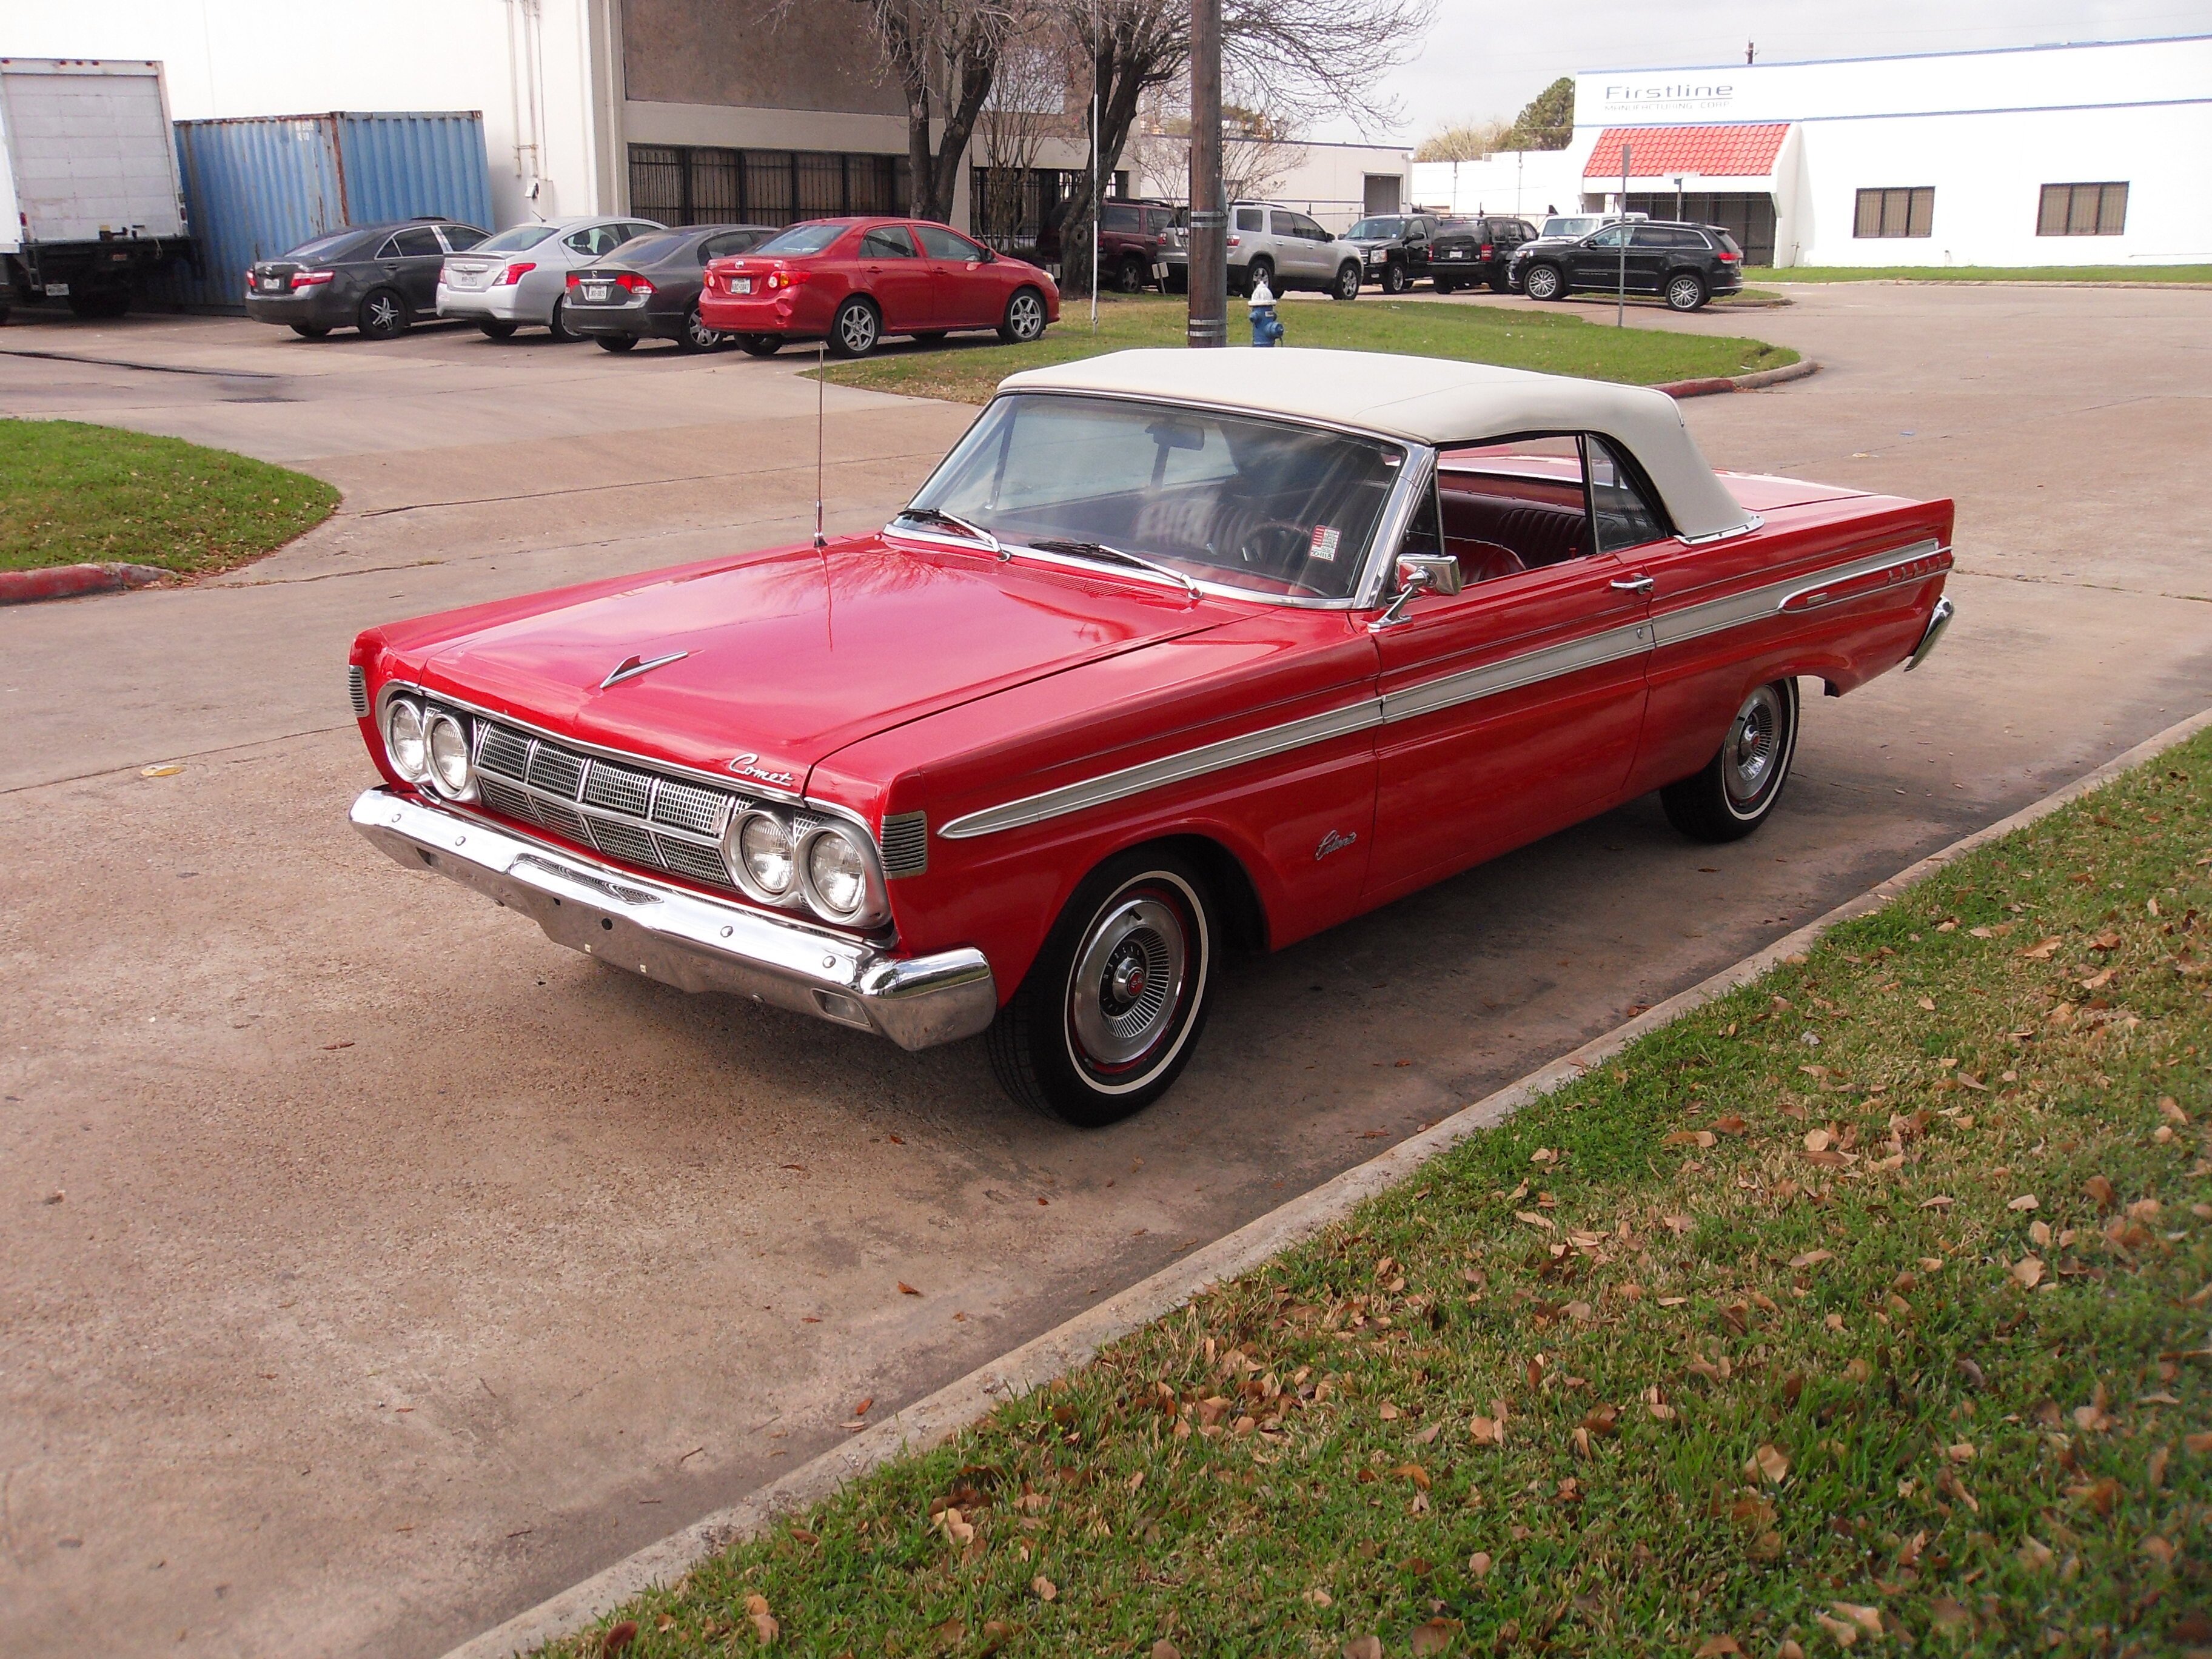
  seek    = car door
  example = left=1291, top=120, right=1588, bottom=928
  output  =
left=1571, top=225, right=1630, bottom=289
left=914, top=223, right=998, bottom=327
left=1626, top=226, right=1682, bottom=292
left=857, top=225, right=934, bottom=330
left=1265, top=210, right=1311, bottom=283
left=1365, top=434, right=1653, bottom=903
left=376, top=224, right=446, bottom=310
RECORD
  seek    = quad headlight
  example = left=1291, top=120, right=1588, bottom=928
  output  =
left=424, top=709, right=475, bottom=800
left=723, top=807, right=886, bottom=927
left=383, top=697, right=430, bottom=783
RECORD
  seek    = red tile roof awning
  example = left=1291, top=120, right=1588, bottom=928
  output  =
left=1583, top=124, right=1789, bottom=181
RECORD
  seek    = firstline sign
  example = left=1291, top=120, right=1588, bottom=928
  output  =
left=1604, top=81, right=1736, bottom=107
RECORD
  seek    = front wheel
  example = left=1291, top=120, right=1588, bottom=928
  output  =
left=595, top=333, right=638, bottom=353
left=1331, top=261, right=1361, bottom=301
left=1487, top=270, right=1512, bottom=295
left=1666, top=272, right=1709, bottom=312
left=677, top=303, right=723, bottom=352
left=357, top=287, right=409, bottom=340
left=1661, top=679, right=1801, bottom=843
left=478, top=320, right=518, bottom=340
left=737, top=333, right=782, bottom=357
left=1522, top=263, right=1565, bottom=301
left=1380, top=261, right=1408, bottom=295
left=1116, top=255, right=1148, bottom=293
left=290, top=323, right=331, bottom=339
left=998, top=286, right=1047, bottom=344
left=1431, top=277, right=1456, bottom=297
left=988, top=850, right=1218, bottom=1127
left=546, top=297, right=581, bottom=341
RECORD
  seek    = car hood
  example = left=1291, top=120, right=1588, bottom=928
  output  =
left=411, top=536, right=1235, bottom=790
left=1517, top=236, right=1578, bottom=253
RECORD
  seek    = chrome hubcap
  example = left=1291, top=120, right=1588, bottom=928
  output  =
left=1725, top=685, right=1784, bottom=806
left=1672, top=278, right=1700, bottom=307
left=1070, top=895, right=1185, bottom=1068
left=1530, top=269, right=1555, bottom=296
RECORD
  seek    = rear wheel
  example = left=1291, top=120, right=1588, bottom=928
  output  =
left=1116, top=255, right=1149, bottom=293
left=546, top=297, right=581, bottom=341
left=1666, top=272, right=1709, bottom=312
left=988, top=849, right=1218, bottom=1127
left=595, top=333, right=638, bottom=352
left=1431, top=277, right=1456, bottom=296
left=998, top=286, right=1047, bottom=344
left=1331, top=261, right=1361, bottom=301
left=357, top=287, right=409, bottom=340
left=737, top=334, right=781, bottom=357
left=1523, top=263, right=1565, bottom=301
left=1487, top=269, right=1512, bottom=294
left=478, top=320, right=518, bottom=340
left=1242, top=257, right=1274, bottom=298
left=289, top=323, right=331, bottom=339
left=1661, top=679, right=1801, bottom=842
left=677, top=303, right=724, bottom=352
left=914, top=331, right=948, bottom=346
left=829, top=297, right=880, bottom=358
left=1381, top=261, right=1408, bottom=295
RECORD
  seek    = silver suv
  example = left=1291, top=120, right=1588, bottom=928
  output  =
left=1162, top=201, right=1363, bottom=301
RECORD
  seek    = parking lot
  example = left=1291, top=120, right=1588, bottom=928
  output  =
left=5, top=282, right=2211, bottom=1657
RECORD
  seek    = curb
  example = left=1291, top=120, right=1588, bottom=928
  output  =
left=1658, top=358, right=1820, bottom=399
left=0, top=562, right=166, bottom=606
left=441, top=699, right=2212, bottom=1659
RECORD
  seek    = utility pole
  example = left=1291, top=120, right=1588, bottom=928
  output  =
left=1187, top=0, right=1225, bottom=347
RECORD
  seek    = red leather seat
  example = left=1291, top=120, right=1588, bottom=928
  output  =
left=1440, top=494, right=1587, bottom=570
left=1449, top=539, right=1527, bottom=585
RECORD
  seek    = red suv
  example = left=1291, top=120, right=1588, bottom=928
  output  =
left=1037, top=199, right=1177, bottom=292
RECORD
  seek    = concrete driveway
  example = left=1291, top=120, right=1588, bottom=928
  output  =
left=4, top=285, right=2209, bottom=1657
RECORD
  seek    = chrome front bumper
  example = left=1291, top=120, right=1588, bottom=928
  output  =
left=350, top=788, right=997, bottom=1051
left=1904, top=595, right=1955, bottom=671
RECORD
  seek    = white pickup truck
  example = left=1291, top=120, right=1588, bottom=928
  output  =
left=0, top=57, right=190, bottom=322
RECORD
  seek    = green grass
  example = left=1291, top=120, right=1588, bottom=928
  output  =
left=548, top=728, right=2212, bottom=1657
left=1747, top=265, right=2212, bottom=285
left=0, top=418, right=340, bottom=574
left=816, top=294, right=1797, bottom=406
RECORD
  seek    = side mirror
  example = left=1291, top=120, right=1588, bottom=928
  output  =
left=980, top=246, right=997, bottom=262
left=1373, top=554, right=1463, bottom=627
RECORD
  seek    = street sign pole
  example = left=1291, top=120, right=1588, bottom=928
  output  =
left=1617, top=141, right=1631, bottom=328
left=1187, top=0, right=1225, bottom=348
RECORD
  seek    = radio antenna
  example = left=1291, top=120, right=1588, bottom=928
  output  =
left=813, top=341, right=827, bottom=549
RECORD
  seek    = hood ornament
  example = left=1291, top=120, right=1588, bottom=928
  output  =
left=600, top=651, right=689, bottom=689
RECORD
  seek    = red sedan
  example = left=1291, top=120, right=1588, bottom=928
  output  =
left=699, top=217, right=1059, bottom=358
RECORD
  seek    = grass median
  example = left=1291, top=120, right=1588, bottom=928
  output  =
left=812, top=294, right=1797, bottom=407
left=1746, top=266, right=2212, bottom=286
left=0, top=417, right=339, bottom=575
left=555, top=728, right=2212, bottom=1659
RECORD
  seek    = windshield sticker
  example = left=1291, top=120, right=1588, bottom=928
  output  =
left=1309, top=525, right=1342, bottom=563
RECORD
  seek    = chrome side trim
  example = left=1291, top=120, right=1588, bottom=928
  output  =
left=600, top=650, right=691, bottom=688
left=937, top=536, right=1952, bottom=841
left=1675, top=514, right=1764, bottom=546
left=1380, top=617, right=1652, bottom=725
left=938, top=697, right=1386, bottom=840
left=351, top=787, right=995, bottom=1051
left=1904, top=595, right=1954, bottom=671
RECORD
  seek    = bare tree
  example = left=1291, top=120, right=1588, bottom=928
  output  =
left=1415, top=118, right=1510, bottom=163
left=1219, top=104, right=1306, bottom=206
left=872, top=0, right=1021, bottom=221
left=1050, top=0, right=1433, bottom=293
left=975, top=28, right=1074, bottom=249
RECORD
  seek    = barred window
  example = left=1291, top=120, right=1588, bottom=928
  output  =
left=626, top=144, right=912, bottom=227
left=1852, top=187, right=1933, bottom=239
left=2037, top=181, right=2128, bottom=236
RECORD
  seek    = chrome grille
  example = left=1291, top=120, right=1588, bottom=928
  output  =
left=468, top=717, right=747, bottom=891
left=880, top=811, right=928, bottom=878
left=347, top=665, right=369, bottom=719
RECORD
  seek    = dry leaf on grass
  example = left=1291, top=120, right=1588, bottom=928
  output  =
left=2018, top=1535, right=2056, bottom=1571
left=2007, top=1193, right=2040, bottom=1212
left=1745, top=1443, right=1790, bottom=1484
left=1342, top=1638, right=1384, bottom=1659
left=2019, top=936, right=2063, bottom=960
left=1815, top=1613, right=1860, bottom=1647
left=1791, top=1249, right=1834, bottom=1269
left=1928, top=1597, right=1970, bottom=1632
left=1031, top=1575, right=1057, bottom=1601
left=1832, top=1604, right=1883, bottom=1637
left=1467, top=1550, right=1493, bottom=1579
left=1665, top=1130, right=1717, bottom=1150
left=598, top=1623, right=638, bottom=1658
left=1152, top=1643, right=1182, bottom=1659
left=2012, top=1256, right=2046, bottom=1289
left=1514, top=1210, right=1555, bottom=1232
left=1410, top=1618, right=1461, bottom=1655
left=1694, top=1637, right=1742, bottom=1658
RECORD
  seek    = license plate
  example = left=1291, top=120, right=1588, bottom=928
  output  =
left=1448, top=249, right=1466, bottom=259
left=260, top=276, right=283, bottom=290
left=583, top=283, right=611, bottom=301
left=44, top=282, right=70, bottom=297
left=733, top=277, right=753, bottom=294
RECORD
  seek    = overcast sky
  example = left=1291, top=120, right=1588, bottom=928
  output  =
left=1313, top=0, right=2212, bottom=142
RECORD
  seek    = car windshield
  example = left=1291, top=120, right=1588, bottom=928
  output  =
left=755, top=223, right=846, bottom=256
left=285, top=230, right=365, bottom=262
left=477, top=224, right=559, bottom=252
left=902, top=392, right=1406, bottom=603
left=1543, top=218, right=1598, bottom=238
left=1347, top=217, right=1406, bottom=240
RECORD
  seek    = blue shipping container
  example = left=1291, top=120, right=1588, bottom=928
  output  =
left=155, top=111, right=493, bottom=310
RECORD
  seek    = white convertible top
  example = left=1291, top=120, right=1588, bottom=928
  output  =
left=999, top=347, right=1755, bottom=541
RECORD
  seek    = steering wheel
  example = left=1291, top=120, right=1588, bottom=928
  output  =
left=1235, top=518, right=1315, bottom=574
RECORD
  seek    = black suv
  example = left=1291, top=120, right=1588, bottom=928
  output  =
left=1509, top=220, right=1744, bottom=311
left=245, top=217, right=490, bottom=339
left=1344, top=212, right=1441, bottom=294
left=1426, top=215, right=1540, bottom=294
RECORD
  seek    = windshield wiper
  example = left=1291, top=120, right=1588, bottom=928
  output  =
left=1025, top=538, right=1202, bottom=598
left=891, top=506, right=1002, bottom=555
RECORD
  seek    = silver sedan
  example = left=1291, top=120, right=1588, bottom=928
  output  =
left=437, top=215, right=665, bottom=340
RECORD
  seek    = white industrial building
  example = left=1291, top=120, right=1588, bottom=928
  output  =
left=1414, top=34, right=2212, bottom=269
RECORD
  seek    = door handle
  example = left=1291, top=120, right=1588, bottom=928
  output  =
left=1610, top=575, right=1655, bottom=593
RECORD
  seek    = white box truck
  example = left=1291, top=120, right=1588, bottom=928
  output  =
left=0, top=58, right=190, bottom=322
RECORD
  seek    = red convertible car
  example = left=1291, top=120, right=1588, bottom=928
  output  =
left=349, top=350, right=1953, bottom=1125
left=697, top=216, right=1058, bottom=358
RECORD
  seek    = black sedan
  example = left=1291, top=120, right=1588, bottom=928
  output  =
left=244, top=218, right=489, bottom=339
left=565, top=224, right=779, bottom=352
